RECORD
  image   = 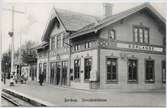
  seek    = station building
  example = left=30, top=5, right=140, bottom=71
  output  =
left=36, top=3, right=166, bottom=90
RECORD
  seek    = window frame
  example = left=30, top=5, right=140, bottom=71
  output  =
left=145, top=59, right=155, bottom=83
left=133, top=25, right=150, bottom=44
left=74, top=59, right=81, bottom=81
left=127, top=59, right=138, bottom=83
left=39, top=63, right=42, bottom=75
left=84, top=57, right=92, bottom=81
left=108, top=29, right=116, bottom=40
left=106, top=57, right=118, bottom=83
left=85, top=41, right=92, bottom=49
left=74, top=44, right=80, bottom=51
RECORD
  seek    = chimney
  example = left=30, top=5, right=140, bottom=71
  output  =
left=103, top=3, right=113, bottom=17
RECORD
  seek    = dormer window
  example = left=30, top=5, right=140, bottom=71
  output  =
left=108, top=29, right=116, bottom=40
left=133, top=26, right=149, bottom=44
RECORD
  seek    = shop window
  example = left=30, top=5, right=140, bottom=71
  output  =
left=57, top=35, right=61, bottom=48
left=85, top=41, right=92, bottom=49
left=145, top=60, right=155, bottom=83
left=133, top=26, right=149, bottom=44
left=51, top=37, right=55, bottom=50
left=108, top=29, right=116, bottom=40
left=128, top=59, right=137, bottom=82
left=106, top=58, right=117, bottom=82
left=84, top=58, right=92, bottom=80
left=162, top=60, right=166, bottom=83
left=74, top=59, right=80, bottom=80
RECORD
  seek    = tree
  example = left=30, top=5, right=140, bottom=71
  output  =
left=1, top=50, right=11, bottom=79
left=19, top=40, right=37, bottom=64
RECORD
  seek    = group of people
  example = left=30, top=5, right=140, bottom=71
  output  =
left=2, top=71, right=45, bottom=86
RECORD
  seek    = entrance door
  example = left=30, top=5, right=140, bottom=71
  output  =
left=62, top=61, right=68, bottom=86
left=56, top=62, right=61, bottom=85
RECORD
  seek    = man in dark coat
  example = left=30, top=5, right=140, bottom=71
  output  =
left=39, top=73, right=44, bottom=86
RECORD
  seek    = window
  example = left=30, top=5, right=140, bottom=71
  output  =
left=139, top=28, right=143, bottom=43
left=128, top=59, right=137, bottom=82
left=51, top=37, right=55, bottom=50
left=108, top=29, right=116, bottom=40
left=74, top=59, right=80, bottom=80
left=134, top=28, right=138, bottom=42
left=144, top=29, right=149, bottom=43
left=84, top=58, right=92, bottom=80
left=62, top=36, right=66, bottom=47
left=43, top=63, right=47, bottom=81
left=39, top=63, right=42, bottom=74
left=106, top=58, right=117, bottom=82
left=57, top=35, right=61, bottom=48
left=74, top=44, right=80, bottom=51
left=162, top=61, right=166, bottom=83
left=145, top=60, right=154, bottom=83
left=133, top=26, right=149, bottom=44
left=85, top=41, right=92, bottom=49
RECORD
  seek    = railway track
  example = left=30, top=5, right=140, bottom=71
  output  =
left=1, top=91, right=34, bottom=107
left=1, top=89, right=48, bottom=107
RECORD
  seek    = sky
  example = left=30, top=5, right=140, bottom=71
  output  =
left=1, top=2, right=166, bottom=53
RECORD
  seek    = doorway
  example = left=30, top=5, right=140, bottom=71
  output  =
left=56, top=62, right=61, bottom=85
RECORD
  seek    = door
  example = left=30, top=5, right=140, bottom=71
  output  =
left=50, top=63, right=55, bottom=84
left=56, top=62, right=61, bottom=85
left=62, top=61, right=68, bottom=85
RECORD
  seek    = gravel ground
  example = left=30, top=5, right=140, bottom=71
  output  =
left=2, top=80, right=165, bottom=107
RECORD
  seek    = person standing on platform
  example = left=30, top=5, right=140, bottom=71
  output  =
left=39, top=72, right=44, bottom=86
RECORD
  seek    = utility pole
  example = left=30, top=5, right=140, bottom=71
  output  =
left=5, top=6, right=24, bottom=77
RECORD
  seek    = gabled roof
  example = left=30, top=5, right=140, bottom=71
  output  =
left=42, top=8, right=100, bottom=41
left=56, top=9, right=100, bottom=31
left=70, top=3, right=166, bottom=38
